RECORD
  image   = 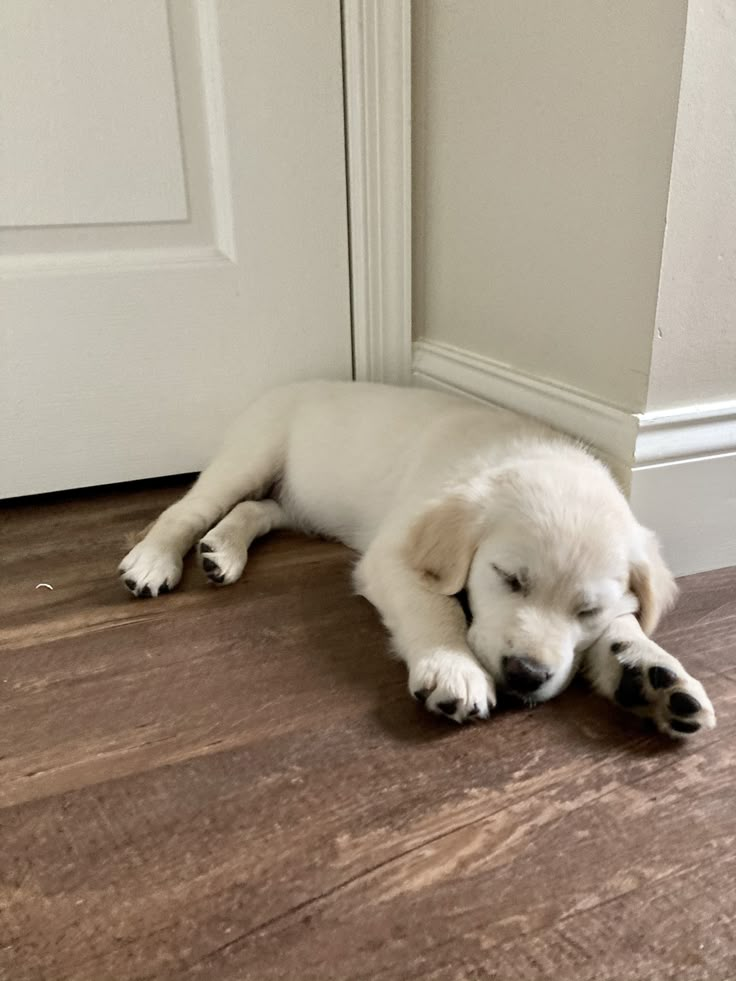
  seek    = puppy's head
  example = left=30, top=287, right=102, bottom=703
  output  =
left=405, top=450, right=676, bottom=702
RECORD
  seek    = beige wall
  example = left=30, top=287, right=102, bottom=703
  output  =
left=647, top=0, right=736, bottom=411
left=413, top=0, right=688, bottom=412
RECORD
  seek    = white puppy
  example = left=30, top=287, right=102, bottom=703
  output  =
left=120, top=382, right=714, bottom=737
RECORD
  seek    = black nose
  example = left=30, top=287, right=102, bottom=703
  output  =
left=503, top=655, right=552, bottom=693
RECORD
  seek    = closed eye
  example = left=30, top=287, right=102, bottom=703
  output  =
left=577, top=607, right=602, bottom=619
left=493, top=564, right=524, bottom=594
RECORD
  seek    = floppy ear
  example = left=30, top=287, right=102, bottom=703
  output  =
left=629, top=527, right=678, bottom=634
left=403, top=496, right=483, bottom=594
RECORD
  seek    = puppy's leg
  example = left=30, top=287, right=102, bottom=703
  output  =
left=583, top=613, right=716, bottom=737
left=356, top=548, right=495, bottom=723
left=119, top=452, right=278, bottom=597
left=197, top=499, right=287, bottom=585
left=119, top=390, right=295, bottom=597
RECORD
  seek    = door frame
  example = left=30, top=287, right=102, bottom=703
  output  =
left=342, top=0, right=412, bottom=384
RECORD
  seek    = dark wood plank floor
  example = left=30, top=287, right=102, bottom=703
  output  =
left=2, top=480, right=735, bottom=981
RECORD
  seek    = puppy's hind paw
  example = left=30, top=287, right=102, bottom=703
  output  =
left=118, top=541, right=182, bottom=598
left=196, top=536, right=247, bottom=586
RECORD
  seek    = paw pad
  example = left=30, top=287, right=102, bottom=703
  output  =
left=648, top=666, right=678, bottom=690
left=201, top=556, right=225, bottom=583
left=668, top=691, right=700, bottom=716
left=436, top=699, right=458, bottom=716
left=614, top=666, right=648, bottom=708
left=670, top=719, right=701, bottom=734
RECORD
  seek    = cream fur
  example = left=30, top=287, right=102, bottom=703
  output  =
left=119, top=381, right=714, bottom=736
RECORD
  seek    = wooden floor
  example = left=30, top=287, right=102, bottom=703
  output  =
left=2, top=479, right=735, bottom=981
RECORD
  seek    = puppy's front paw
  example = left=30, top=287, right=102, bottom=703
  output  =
left=586, top=615, right=716, bottom=738
left=118, top=541, right=182, bottom=598
left=410, top=650, right=496, bottom=723
left=591, top=628, right=715, bottom=738
left=613, top=647, right=716, bottom=738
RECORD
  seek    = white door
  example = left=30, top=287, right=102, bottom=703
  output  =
left=0, top=0, right=352, bottom=497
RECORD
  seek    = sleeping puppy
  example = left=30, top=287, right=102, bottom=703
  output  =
left=120, top=382, right=715, bottom=738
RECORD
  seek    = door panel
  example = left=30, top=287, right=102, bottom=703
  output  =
left=0, top=0, right=187, bottom=227
left=0, top=0, right=352, bottom=497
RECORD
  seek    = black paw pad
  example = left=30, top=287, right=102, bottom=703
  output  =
left=413, top=688, right=430, bottom=703
left=610, top=641, right=630, bottom=655
left=158, top=581, right=170, bottom=595
left=669, top=691, right=701, bottom=716
left=139, top=585, right=152, bottom=599
left=615, top=665, right=648, bottom=708
left=202, top=558, right=220, bottom=574
left=670, top=719, right=701, bottom=734
left=199, top=543, right=214, bottom=554
left=124, top=578, right=137, bottom=593
left=437, top=699, right=458, bottom=716
left=467, top=703, right=480, bottom=717
left=648, top=666, right=678, bottom=690
left=210, top=573, right=226, bottom=584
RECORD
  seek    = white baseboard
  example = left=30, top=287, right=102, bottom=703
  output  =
left=634, top=400, right=736, bottom=465
left=413, top=338, right=638, bottom=466
left=412, top=338, right=736, bottom=575
left=631, top=453, right=736, bottom=576
left=633, top=402, right=736, bottom=574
